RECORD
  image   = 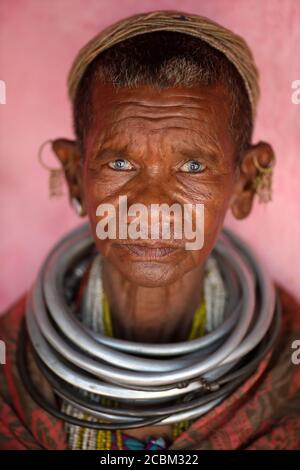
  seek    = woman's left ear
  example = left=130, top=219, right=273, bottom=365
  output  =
left=51, top=138, right=86, bottom=216
left=230, top=141, right=275, bottom=219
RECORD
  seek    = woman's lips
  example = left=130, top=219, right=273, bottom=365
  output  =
left=117, top=243, right=180, bottom=259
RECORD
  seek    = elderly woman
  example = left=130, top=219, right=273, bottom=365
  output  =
left=1, top=10, right=300, bottom=451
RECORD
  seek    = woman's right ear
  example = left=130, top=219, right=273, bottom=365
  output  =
left=51, top=138, right=86, bottom=216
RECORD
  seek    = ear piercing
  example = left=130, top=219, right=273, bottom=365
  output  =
left=252, top=154, right=275, bottom=203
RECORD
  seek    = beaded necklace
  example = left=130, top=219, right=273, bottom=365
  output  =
left=100, top=291, right=206, bottom=449
left=62, top=255, right=226, bottom=450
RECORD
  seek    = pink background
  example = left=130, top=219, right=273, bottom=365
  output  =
left=0, top=0, right=299, bottom=312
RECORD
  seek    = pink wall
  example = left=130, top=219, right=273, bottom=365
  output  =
left=0, top=0, right=300, bottom=312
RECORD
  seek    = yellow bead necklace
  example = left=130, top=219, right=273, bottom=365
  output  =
left=95, top=291, right=206, bottom=450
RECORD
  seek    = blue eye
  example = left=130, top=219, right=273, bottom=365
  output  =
left=180, top=160, right=206, bottom=173
left=108, top=159, right=134, bottom=171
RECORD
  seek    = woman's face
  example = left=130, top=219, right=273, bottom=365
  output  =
left=81, top=82, right=238, bottom=287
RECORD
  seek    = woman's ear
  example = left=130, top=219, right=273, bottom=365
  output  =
left=230, top=141, right=276, bottom=219
left=51, top=138, right=86, bottom=216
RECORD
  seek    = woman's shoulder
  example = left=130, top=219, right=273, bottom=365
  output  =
left=0, top=292, right=67, bottom=450
left=0, top=293, right=27, bottom=343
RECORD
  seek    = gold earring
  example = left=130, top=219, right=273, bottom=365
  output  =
left=38, top=140, right=64, bottom=197
left=252, top=154, right=275, bottom=203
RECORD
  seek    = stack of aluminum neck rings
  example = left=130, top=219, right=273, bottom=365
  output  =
left=18, top=224, right=281, bottom=430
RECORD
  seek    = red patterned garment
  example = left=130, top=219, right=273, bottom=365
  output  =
left=0, top=284, right=300, bottom=450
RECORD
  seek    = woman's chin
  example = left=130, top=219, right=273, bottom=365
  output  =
left=113, top=258, right=184, bottom=287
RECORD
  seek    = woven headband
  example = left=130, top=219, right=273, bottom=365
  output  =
left=67, top=10, right=259, bottom=121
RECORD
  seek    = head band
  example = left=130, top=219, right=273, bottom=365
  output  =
left=68, top=10, right=259, bottom=121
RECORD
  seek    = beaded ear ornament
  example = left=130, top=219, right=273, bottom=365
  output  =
left=253, top=154, right=275, bottom=203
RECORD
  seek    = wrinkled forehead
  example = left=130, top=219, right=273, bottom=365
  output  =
left=86, top=81, right=234, bottom=158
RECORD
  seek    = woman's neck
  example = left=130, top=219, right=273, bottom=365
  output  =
left=101, top=259, right=205, bottom=343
